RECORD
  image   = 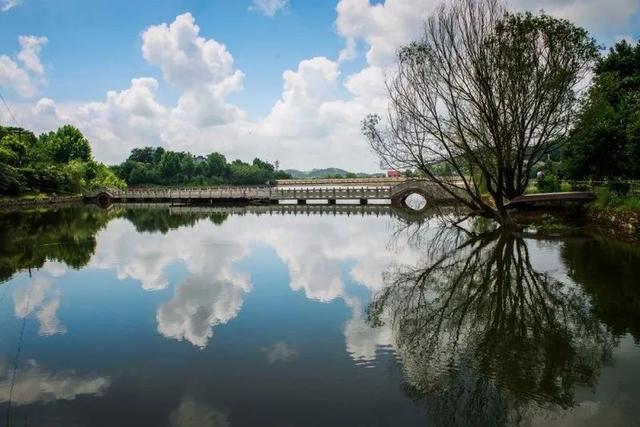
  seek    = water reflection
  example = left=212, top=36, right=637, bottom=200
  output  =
left=0, top=360, right=110, bottom=406
left=367, top=228, right=637, bottom=425
left=14, top=276, right=65, bottom=336
left=561, top=238, right=640, bottom=341
left=0, top=207, right=112, bottom=282
left=0, top=206, right=639, bottom=425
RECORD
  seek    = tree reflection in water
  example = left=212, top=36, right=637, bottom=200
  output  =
left=368, top=227, right=615, bottom=426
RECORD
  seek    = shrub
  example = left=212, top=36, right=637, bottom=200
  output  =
left=608, top=181, right=631, bottom=196
left=537, top=175, right=561, bottom=193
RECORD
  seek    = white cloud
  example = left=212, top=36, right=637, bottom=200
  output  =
left=17, top=35, right=47, bottom=75
left=0, top=360, right=110, bottom=406
left=336, top=0, right=640, bottom=69
left=14, top=276, right=66, bottom=336
left=6, top=2, right=640, bottom=170
left=336, top=0, right=438, bottom=68
left=86, top=209, right=423, bottom=358
left=249, top=0, right=288, bottom=17
left=0, top=55, right=36, bottom=97
left=510, top=0, right=640, bottom=36
left=344, top=299, right=394, bottom=364
left=1, top=0, right=22, bottom=12
left=90, top=218, right=252, bottom=348
left=261, top=57, right=340, bottom=137
left=141, top=12, right=244, bottom=127
left=156, top=270, right=251, bottom=348
left=261, top=341, right=298, bottom=364
left=0, top=35, right=47, bottom=98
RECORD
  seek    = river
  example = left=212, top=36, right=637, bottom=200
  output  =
left=0, top=205, right=639, bottom=426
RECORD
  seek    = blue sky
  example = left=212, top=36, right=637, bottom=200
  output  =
left=0, top=0, right=356, bottom=117
left=1, top=0, right=639, bottom=170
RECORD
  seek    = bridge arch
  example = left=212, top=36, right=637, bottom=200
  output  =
left=390, top=180, right=438, bottom=212
left=94, top=190, right=114, bottom=207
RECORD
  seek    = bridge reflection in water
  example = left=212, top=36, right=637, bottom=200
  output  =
left=102, top=202, right=457, bottom=224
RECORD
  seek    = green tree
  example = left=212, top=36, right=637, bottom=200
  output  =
left=207, top=152, right=228, bottom=178
left=158, top=151, right=181, bottom=182
left=0, top=135, right=28, bottom=167
left=40, top=125, right=92, bottom=164
left=563, top=40, right=640, bottom=179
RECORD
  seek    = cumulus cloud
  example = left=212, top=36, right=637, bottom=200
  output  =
left=249, top=0, right=289, bottom=17
left=335, top=0, right=640, bottom=69
left=141, top=12, right=244, bottom=126
left=510, top=0, right=640, bottom=35
left=87, top=209, right=422, bottom=359
left=0, top=55, right=36, bottom=97
left=154, top=236, right=251, bottom=348
left=17, top=35, right=48, bottom=75
left=336, top=0, right=438, bottom=68
left=4, top=2, right=640, bottom=169
left=156, top=270, right=251, bottom=348
left=90, top=218, right=253, bottom=348
left=1, top=0, right=21, bottom=12
left=344, top=299, right=394, bottom=364
left=262, top=57, right=340, bottom=136
left=14, top=276, right=66, bottom=336
left=0, top=35, right=47, bottom=97
left=0, top=360, right=110, bottom=406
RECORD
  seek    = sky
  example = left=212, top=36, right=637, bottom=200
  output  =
left=1, top=0, right=639, bottom=171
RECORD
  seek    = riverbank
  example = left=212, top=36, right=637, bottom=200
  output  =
left=512, top=205, right=640, bottom=244
left=0, top=194, right=83, bottom=210
left=586, top=207, right=640, bottom=243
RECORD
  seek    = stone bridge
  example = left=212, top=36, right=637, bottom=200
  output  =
left=86, top=179, right=460, bottom=210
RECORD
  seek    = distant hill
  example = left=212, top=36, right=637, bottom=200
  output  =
left=283, top=168, right=383, bottom=179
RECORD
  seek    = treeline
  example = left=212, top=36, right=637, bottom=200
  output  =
left=112, top=147, right=290, bottom=186
left=0, top=125, right=125, bottom=196
left=555, top=40, right=640, bottom=181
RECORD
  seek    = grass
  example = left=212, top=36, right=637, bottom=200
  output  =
left=0, top=192, right=48, bottom=202
left=593, top=187, right=640, bottom=211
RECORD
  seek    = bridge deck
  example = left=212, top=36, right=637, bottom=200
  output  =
left=88, top=179, right=460, bottom=207
left=506, top=191, right=595, bottom=208
left=99, top=186, right=394, bottom=203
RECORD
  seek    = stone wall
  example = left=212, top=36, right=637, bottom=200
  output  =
left=587, top=207, right=640, bottom=241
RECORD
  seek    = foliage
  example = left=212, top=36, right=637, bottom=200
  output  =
left=563, top=40, right=640, bottom=180
left=593, top=186, right=640, bottom=211
left=536, top=175, right=561, bottom=193
left=0, top=124, right=125, bottom=196
left=115, top=147, right=290, bottom=186
left=39, top=124, right=92, bottom=163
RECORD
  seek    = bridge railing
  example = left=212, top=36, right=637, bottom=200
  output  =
left=100, top=186, right=395, bottom=200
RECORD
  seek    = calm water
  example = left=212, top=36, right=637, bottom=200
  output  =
left=0, top=205, right=639, bottom=426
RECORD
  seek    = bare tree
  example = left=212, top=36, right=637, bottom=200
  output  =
left=362, top=0, right=598, bottom=228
